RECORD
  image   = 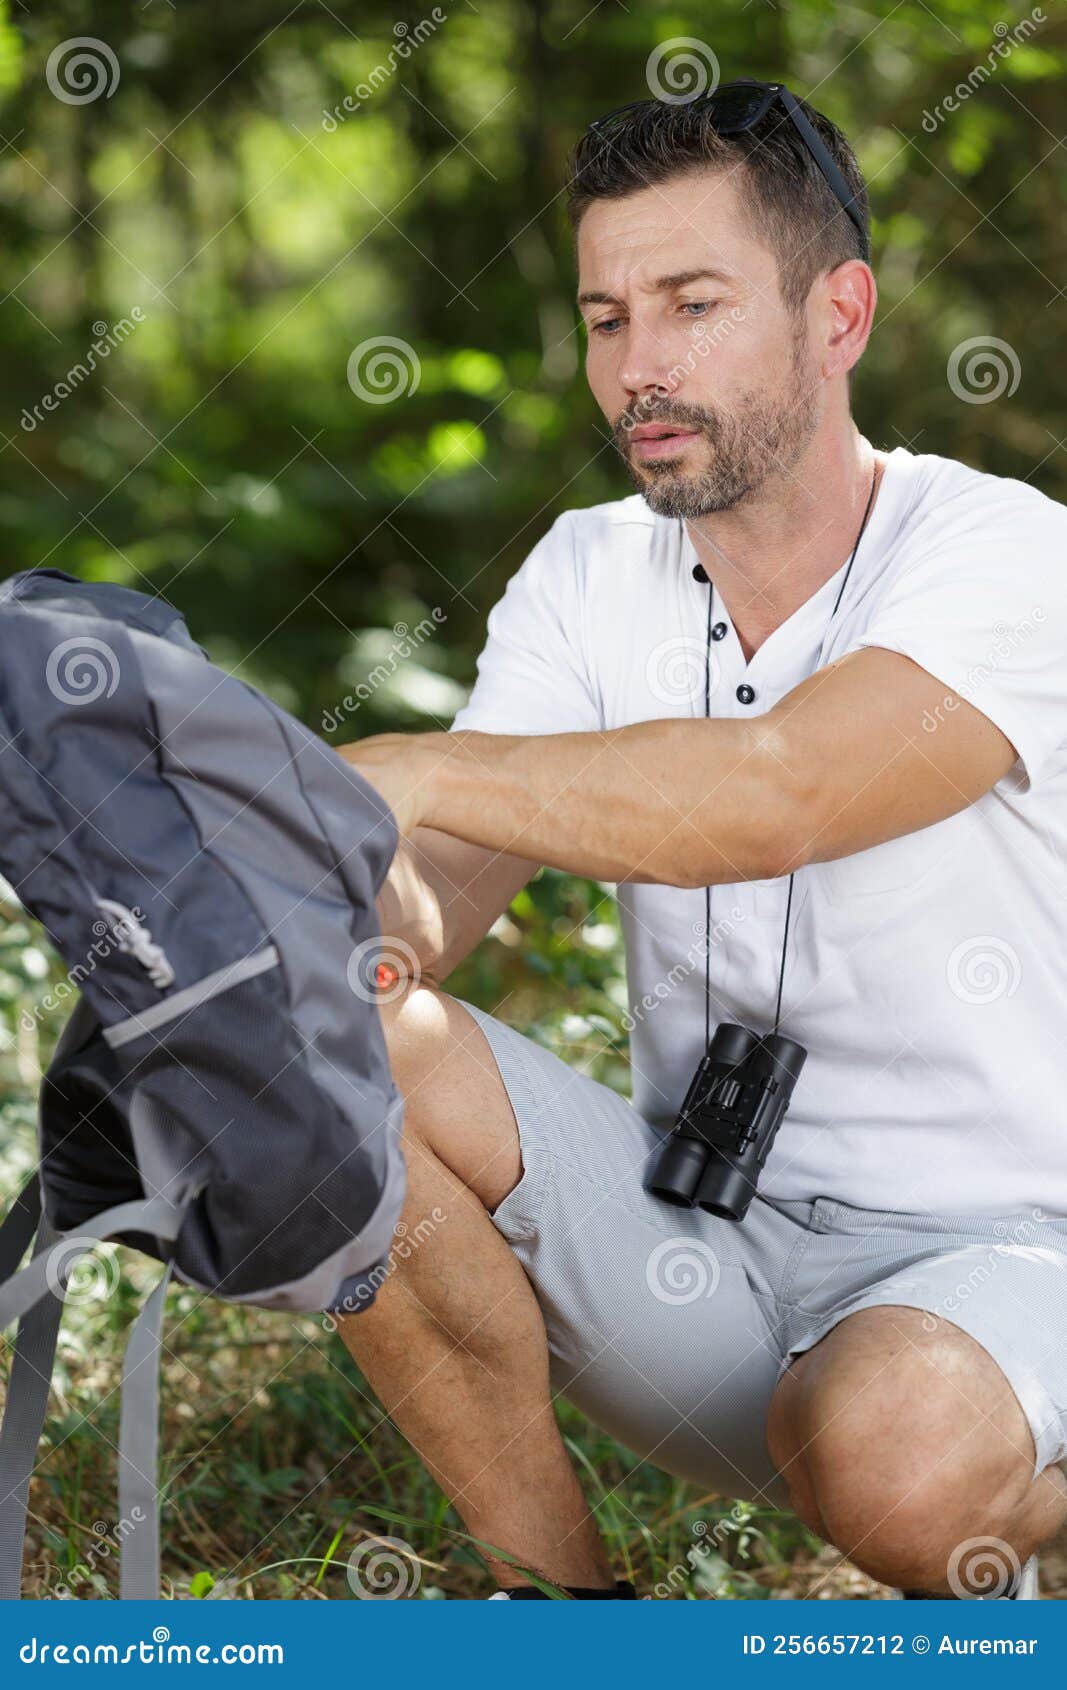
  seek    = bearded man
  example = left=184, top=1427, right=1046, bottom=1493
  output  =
left=341, top=82, right=1067, bottom=1603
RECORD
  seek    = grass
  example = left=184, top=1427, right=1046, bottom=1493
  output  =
left=10, top=1253, right=835, bottom=1601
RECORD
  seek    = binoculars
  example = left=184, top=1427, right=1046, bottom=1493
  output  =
left=646, top=1022, right=807, bottom=1222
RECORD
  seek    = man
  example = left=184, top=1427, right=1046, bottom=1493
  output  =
left=339, top=82, right=1067, bottom=1600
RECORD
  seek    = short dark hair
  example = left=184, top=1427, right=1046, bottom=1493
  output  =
left=566, top=93, right=870, bottom=313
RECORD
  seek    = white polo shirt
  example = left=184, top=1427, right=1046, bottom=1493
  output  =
left=451, top=445, right=1067, bottom=1216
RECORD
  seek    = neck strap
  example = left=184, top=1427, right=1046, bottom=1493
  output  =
left=689, top=461, right=879, bottom=1045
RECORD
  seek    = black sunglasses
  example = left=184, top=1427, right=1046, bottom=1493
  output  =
left=587, top=78, right=869, bottom=262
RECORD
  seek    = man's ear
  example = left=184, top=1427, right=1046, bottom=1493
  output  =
left=821, top=258, right=876, bottom=380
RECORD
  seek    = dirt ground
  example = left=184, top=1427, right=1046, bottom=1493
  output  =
left=774, top=1533, right=1067, bottom=1601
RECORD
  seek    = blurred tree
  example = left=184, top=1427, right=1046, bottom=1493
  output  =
left=0, top=0, right=1061, bottom=729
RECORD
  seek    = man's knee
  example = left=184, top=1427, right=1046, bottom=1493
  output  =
left=768, top=1307, right=1037, bottom=1587
left=377, top=982, right=522, bottom=1212
left=378, top=979, right=454, bottom=1097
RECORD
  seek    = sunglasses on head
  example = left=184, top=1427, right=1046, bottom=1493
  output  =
left=587, top=77, right=869, bottom=262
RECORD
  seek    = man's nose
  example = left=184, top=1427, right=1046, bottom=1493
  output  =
left=617, top=319, right=679, bottom=401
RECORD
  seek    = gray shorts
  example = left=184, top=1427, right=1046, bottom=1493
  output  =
left=455, top=997, right=1067, bottom=1509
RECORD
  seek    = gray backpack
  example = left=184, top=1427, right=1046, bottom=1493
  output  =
left=0, top=568, right=405, bottom=1598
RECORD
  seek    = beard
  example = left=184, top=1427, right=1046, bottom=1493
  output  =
left=612, top=344, right=819, bottom=518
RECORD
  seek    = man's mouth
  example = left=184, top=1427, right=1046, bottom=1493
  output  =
left=627, top=423, right=703, bottom=461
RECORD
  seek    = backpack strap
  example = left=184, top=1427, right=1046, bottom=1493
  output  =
left=0, top=1173, right=42, bottom=1277
left=0, top=1186, right=186, bottom=1599
left=0, top=1179, right=64, bottom=1602
left=118, top=1260, right=174, bottom=1599
left=0, top=1193, right=184, bottom=1333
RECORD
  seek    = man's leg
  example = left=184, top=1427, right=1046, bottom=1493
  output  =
left=335, top=982, right=614, bottom=1591
left=766, top=1306, right=1067, bottom=1594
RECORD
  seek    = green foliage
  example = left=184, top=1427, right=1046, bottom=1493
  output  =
left=1, top=0, right=1062, bottom=723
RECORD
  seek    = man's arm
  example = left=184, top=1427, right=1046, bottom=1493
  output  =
left=344, top=645, right=1018, bottom=889
left=375, top=825, right=538, bottom=986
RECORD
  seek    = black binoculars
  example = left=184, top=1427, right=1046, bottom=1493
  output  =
left=646, top=1022, right=807, bottom=1222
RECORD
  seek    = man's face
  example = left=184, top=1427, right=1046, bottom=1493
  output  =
left=577, top=170, right=821, bottom=516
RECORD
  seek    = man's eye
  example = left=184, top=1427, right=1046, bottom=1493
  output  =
left=591, top=317, right=624, bottom=335
left=681, top=301, right=712, bottom=317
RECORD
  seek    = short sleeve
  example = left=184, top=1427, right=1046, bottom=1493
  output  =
left=450, top=513, right=602, bottom=735
left=849, top=492, right=1067, bottom=791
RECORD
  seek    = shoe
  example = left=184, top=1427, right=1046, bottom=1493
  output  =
left=892, top=1555, right=1039, bottom=1600
left=487, top=1579, right=636, bottom=1600
left=1014, top=1556, right=1040, bottom=1600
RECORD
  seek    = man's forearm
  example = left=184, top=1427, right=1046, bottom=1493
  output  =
left=419, top=720, right=801, bottom=889
left=347, top=647, right=1014, bottom=892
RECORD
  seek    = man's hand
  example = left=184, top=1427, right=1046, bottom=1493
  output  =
left=339, top=732, right=456, bottom=838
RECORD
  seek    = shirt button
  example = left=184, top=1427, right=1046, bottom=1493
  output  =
left=736, top=683, right=756, bottom=705
left=711, top=622, right=728, bottom=641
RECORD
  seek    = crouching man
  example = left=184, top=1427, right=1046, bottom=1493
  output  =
left=338, top=84, right=1067, bottom=1601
